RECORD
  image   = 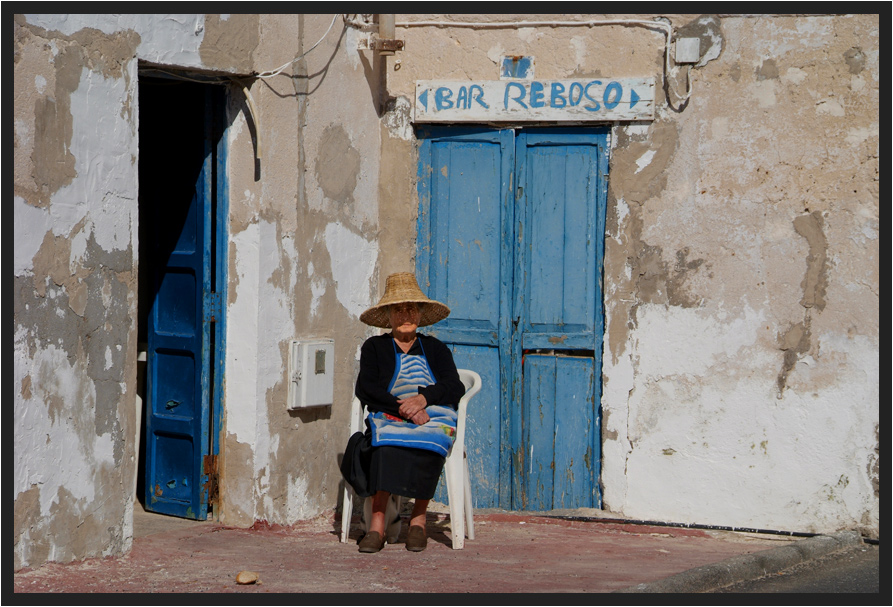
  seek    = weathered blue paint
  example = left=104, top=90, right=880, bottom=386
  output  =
left=417, top=126, right=607, bottom=511
left=512, top=129, right=606, bottom=510
left=144, top=84, right=227, bottom=520
left=209, top=91, right=229, bottom=506
left=501, top=56, right=534, bottom=79
left=521, top=354, right=599, bottom=510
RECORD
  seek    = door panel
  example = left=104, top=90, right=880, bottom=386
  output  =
left=552, top=355, right=598, bottom=509
left=417, top=128, right=514, bottom=508
left=152, top=350, right=197, bottom=418
left=155, top=270, right=198, bottom=336
left=152, top=433, right=197, bottom=505
left=448, top=343, right=504, bottom=505
left=516, top=132, right=601, bottom=351
left=521, top=354, right=599, bottom=510
left=418, top=128, right=513, bottom=347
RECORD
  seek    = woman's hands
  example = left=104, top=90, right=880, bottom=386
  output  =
left=397, top=394, right=429, bottom=425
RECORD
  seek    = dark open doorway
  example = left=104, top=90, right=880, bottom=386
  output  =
left=136, top=73, right=228, bottom=520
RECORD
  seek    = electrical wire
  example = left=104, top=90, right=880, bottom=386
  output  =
left=141, top=14, right=342, bottom=83
left=254, top=13, right=341, bottom=79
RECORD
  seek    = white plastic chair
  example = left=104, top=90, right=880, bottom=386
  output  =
left=340, top=368, right=482, bottom=549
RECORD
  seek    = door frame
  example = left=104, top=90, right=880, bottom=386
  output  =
left=415, top=125, right=608, bottom=510
left=207, top=83, right=229, bottom=518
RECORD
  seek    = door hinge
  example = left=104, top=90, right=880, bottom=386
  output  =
left=204, top=292, right=222, bottom=323
left=203, top=454, right=219, bottom=505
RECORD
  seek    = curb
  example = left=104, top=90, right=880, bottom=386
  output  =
left=615, top=530, right=864, bottom=593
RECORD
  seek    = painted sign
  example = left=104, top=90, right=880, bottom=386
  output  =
left=414, top=78, right=654, bottom=123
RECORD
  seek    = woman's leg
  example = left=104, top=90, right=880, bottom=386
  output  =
left=368, top=490, right=391, bottom=535
left=409, top=498, right=429, bottom=529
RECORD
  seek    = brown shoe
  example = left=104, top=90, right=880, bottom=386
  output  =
left=358, top=531, right=385, bottom=553
left=406, top=525, right=427, bottom=552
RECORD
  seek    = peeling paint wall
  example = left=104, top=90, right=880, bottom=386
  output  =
left=14, top=13, right=383, bottom=570
left=14, top=14, right=144, bottom=570
left=382, top=14, right=878, bottom=536
left=598, top=15, right=878, bottom=536
left=218, top=13, right=386, bottom=528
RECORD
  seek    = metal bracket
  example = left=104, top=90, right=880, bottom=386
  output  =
left=357, top=33, right=404, bottom=52
left=203, top=454, right=219, bottom=506
left=372, top=38, right=404, bottom=52
left=204, top=292, right=222, bottom=323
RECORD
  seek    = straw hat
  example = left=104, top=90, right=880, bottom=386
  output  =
left=360, top=272, right=450, bottom=328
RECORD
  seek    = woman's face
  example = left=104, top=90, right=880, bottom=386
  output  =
left=389, top=302, right=421, bottom=335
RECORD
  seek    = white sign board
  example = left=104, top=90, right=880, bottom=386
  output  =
left=414, top=78, right=655, bottom=123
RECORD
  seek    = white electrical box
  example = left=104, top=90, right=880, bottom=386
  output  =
left=675, top=37, right=701, bottom=64
left=288, top=339, right=334, bottom=409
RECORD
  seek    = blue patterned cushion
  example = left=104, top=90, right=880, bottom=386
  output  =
left=368, top=405, right=458, bottom=457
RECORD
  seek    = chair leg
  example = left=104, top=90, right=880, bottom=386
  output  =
left=341, top=485, right=354, bottom=543
left=464, top=453, right=475, bottom=540
left=445, top=453, right=465, bottom=549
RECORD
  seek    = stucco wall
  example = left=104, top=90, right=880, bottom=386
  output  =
left=219, top=13, right=385, bottom=527
left=381, top=13, right=879, bottom=535
left=14, top=13, right=146, bottom=571
left=600, top=14, right=879, bottom=537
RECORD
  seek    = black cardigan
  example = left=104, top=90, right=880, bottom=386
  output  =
left=355, top=333, right=465, bottom=418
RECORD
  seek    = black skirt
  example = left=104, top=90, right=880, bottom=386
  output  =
left=340, top=428, right=446, bottom=500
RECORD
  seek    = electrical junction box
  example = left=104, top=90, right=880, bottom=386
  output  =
left=288, top=339, right=334, bottom=409
left=675, top=37, right=701, bottom=64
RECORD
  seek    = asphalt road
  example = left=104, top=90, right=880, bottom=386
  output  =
left=712, top=543, right=880, bottom=594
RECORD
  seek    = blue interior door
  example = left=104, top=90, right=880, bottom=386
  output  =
left=141, top=81, right=226, bottom=520
left=417, top=126, right=607, bottom=511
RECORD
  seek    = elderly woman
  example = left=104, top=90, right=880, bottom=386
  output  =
left=341, top=272, right=465, bottom=553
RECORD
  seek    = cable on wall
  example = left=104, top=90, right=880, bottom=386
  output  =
left=253, top=13, right=341, bottom=80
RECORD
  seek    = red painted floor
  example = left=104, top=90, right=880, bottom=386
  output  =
left=14, top=511, right=794, bottom=594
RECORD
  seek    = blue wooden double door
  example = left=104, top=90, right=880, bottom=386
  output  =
left=139, top=78, right=227, bottom=520
left=417, top=127, right=607, bottom=511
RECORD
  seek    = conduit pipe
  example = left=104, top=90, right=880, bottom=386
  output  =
left=392, top=17, right=693, bottom=106
left=378, top=14, right=396, bottom=56
left=236, top=81, right=263, bottom=162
